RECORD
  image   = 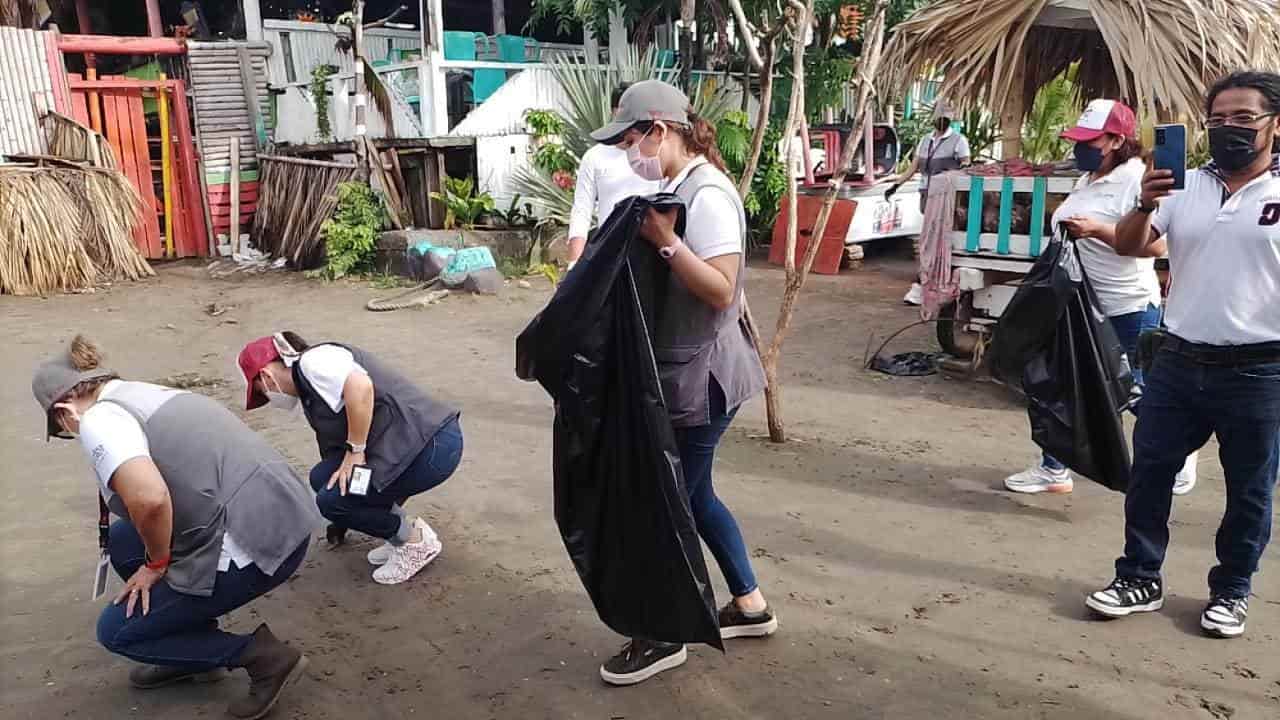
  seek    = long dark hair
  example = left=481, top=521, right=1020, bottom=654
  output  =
left=1207, top=70, right=1280, bottom=153
left=631, top=107, right=727, bottom=174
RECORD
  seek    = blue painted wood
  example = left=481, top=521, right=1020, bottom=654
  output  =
left=1029, top=176, right=1047, bottom=256
left=996, top=176, right=1014, bottom=255
left=965, top=176, right=984, bottom=252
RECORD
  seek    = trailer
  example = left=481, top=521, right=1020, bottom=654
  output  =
left=933, top=172, right=1078, bottom=358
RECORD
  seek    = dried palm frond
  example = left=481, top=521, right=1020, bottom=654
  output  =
left=0, top=167, right=97, bottom=296
left=43, top=113, right=118, bottom=169
left=882, top=0, right=1280, bottom=124
left=65, top=167, right=153, bottom=281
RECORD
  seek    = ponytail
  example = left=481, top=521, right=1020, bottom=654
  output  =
left=680, top=108, right=728, bottom=174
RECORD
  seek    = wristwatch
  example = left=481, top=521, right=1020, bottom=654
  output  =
left=658, top=239, right=684, bottom=260
left=1135, top=196, right=1157, bottom=214
left=345, top=441, right=367, bottom=454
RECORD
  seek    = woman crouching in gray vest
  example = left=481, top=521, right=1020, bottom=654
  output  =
left=238, top=332, right=462, bottom=586
left=587, top=80, right=778, bottom=686
left=32, top=336, right=320, bottom=720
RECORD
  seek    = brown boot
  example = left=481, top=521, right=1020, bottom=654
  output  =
left=227, top=624, right=308, bottom=720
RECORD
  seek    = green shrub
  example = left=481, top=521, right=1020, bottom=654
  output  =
left=318, top=181, right=386, bottom=280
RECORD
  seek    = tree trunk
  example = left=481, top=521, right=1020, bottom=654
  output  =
left=679, top=0, right=695, bottom=89
left=737, top=37, right=776, bottom=198
left=761, top=0, right=891, bottom=443
left=1000, top=54, right=1028, bottom=160
left=758, top=0, right=814, bottom=443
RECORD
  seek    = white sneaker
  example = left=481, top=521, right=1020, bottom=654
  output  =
left=1173, top=452, right=1198, bottom=496
left=367, top=542, right=394, bottom=566
left=903, top=282, right=924, bottom=306
left=1004, top=464, right=1073, bottom=494
left=372, top=518, right=442, bottom=585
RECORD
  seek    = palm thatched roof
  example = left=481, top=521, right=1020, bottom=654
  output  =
left=882, top=0, right=1280, bottom=123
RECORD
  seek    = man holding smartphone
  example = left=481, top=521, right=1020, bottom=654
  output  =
left=1088, top=71, right=1280, bottom=638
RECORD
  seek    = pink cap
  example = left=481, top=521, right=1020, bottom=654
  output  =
left=1061, top=99, right=1137, bottom=142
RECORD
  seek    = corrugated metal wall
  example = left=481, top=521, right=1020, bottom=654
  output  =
left=0, top=26, right=60, bottom=156
left=262, top=19, right=421, bottom=86
left=450, top=68, right=567, bottom=138
left=476, top=134, right=532, bottom=210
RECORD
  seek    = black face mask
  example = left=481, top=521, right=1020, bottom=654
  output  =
left=1209, top=125, right=1265, bottom=172
left=1074, top=142, right=1106, bottom=172
left=935, top=118, right=951, bottom=133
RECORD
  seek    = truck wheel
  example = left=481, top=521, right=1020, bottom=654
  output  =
left=936, top=294, right=981, bottom=359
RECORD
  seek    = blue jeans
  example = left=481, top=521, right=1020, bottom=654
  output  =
left=1117, top=352, right=1280, bottom=597
left=309, top=418, right=463, bottom=544
left=676, top=380, right=758, bottom=598
left=96, top=520, right=307, bottom=671
left=1043, top=303, right=1162, bottom=472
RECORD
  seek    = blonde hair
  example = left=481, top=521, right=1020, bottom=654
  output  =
left=63, top=335, right=117, bottom=401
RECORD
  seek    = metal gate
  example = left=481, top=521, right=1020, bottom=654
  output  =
left=66, top=75, right=206, bottom=259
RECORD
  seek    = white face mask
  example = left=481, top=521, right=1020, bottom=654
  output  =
left=627, top=125, right=666, bottom=181
left=262, top=372, right=299, bottom=412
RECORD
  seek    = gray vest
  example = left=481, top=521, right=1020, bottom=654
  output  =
left=293, top=344, right=460, bottom=492
left=657, top=162, right=767, bottom=428
left=922, top=132, right=965, bottom=187
left=101, top=383, right=322, bottom=596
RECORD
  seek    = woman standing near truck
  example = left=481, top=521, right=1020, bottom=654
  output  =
left=1003, top=99, right=1197, bottom=496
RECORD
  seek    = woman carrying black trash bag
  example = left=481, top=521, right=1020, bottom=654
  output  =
left=238, top=332, right=462, bottom=586
left=586, top=80, right=777, bottom=686
left=1002, top=99, right=1198, bottom=496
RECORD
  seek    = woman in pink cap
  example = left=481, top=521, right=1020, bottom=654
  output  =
left=1004, top=99, right=1197, bottom=496
left=238, top=332, right=463, bottom=585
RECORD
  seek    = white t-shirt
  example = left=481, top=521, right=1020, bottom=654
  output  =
left=663, top=157, right=744, bottom=260
left=297, top=345, right=367, bottom=412
left=1153, top=156, right=1280, bottom=345
left=1050, top=158, right=1162, bottom=317
left=79, top=380, right=251, bottom=572
left=567, top=144, right=661, bottom=240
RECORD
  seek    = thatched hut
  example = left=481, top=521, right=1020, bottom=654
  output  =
left=883, top=0, right=1280, bottom=157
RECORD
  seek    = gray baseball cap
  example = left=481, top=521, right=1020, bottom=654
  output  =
left=933, top=99, right=957, bottom=119
left=32, top=350, right=115, bottom=439
left=590, top=79, right=690, bottom=144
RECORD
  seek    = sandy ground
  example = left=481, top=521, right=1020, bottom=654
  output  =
left=2, top=251, right=1278, bottom=720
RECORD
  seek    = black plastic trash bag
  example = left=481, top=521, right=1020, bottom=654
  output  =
left=992, top=235, right=1135, bottom=492
left=516, top=193, right=723, bottom=649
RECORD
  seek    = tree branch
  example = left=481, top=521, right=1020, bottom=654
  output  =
left=727, top=0, right=765, bottom=70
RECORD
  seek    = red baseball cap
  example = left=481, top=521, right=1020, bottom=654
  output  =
left=1061, top=99, right=1137, bottom=142
left=237, top=336, right=279, bottom=410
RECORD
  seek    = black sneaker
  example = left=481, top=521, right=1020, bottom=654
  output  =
left=599, top=638, right=687, bottom=686
left=1085, top=577, right=1163, bottom=618
left=1201, top=595, right=1248, bottom=638
left=719, top=602, right=779, bottom=639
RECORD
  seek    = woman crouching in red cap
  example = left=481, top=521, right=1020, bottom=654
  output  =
left=238, top=332, right=463, bottom=585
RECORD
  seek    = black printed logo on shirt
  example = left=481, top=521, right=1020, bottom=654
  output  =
left=1262, top=202, right=1280, bottom=226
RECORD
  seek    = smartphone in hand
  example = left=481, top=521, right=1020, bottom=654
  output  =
left=1153, top=124, right=1187, bottom=191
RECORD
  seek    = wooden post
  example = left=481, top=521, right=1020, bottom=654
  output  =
left=85, top=66, right=101, bottom=133
left=353, top=0, right=369, bottom=180
left=230, top=136, right=242, bottom=254
left=242, top=0, right=264, bottom=42
left=158, top=75, right=175, bottom=257
left=491, top=0, right=506, bottom=36
left=420, top=0, right=447, bottom=136
left=236, top=45, right=266, bottom=150
left=73, top=0, right=95, bottom=67
left=145, top=0, right=163, bottom=37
